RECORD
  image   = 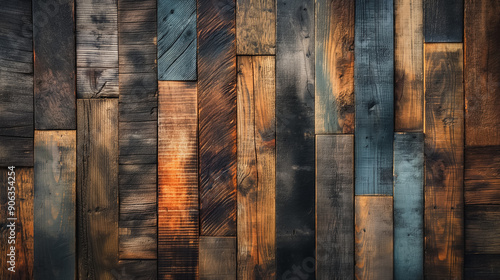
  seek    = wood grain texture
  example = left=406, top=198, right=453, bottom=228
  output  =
left=0, top=168, right=33, bottom=279
left=354, top=0, right=394, bottom=195
left=424, top=0, right=463, bottom=42
left=395, top=0, right=423, bottom=132
left=34, top=131, right=76, bottom=279
left=158, top=81, right=198, bottom=279
left=236, top=0, right=276, bottom=55
left=199, top=237, right=236, bottom=280
left=315, top=0, right=354, bottom=134
left=355, top=196, right=393, bottom=280
left=33, top=0, right=76, bottom=129
left=0, top=0, right=33, bottom=166
left=465, top=0, right=500, bottom=146
left=316, top=135, right=354, bottom=280
left=198, top=0, right=237, bottom=236
left=237, top=56, right=276, bottom=280
left=465, top=205, right=500, bottom=254
left=117, top=260, right=158, bottom=280
left=465, top=254, right=500, bottom=280
left=465, top=146, right=500, bottom=204
left=394, top=133, right=424, bottom=279
left=276, top=0, right=315, bottom=277
left=77, top=99, right=118, bottom=279
left=424, top=43, right=464, bottom=279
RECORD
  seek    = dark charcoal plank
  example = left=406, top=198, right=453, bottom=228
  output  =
left=465, top=146, right=500, bottom=204
left=465, top=205, right=500, bottom=254
left=465, top=254, right=500, bottom=280
left=199, top=237, right=236, bottom=280
left=117, top=260, right=157, bottom=280
left=424, top=0, right=463, bottom=42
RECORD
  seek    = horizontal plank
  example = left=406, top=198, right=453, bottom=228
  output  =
left=117, top=260, right=157, bottom=280
left=199, top=237, right=236, bottom=280
left=465, top=145, right=500, bottom=204
left=465, top=205, right=500, bottom=254
left=465, top=254, right=500, bottom=280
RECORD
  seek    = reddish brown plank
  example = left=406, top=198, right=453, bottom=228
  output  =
left=199, top=237, right=236, bottom=280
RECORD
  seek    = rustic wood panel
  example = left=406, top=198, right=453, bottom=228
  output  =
left=34, top=131, right=76, bottom=279
left=276, top=0, right=315, bottom=277
left=394, top=132, right=424, bottom=279
left=465, top=146, right=500, bottom=204
left=33, top=0, right=76, bottom=129
left=237, top=56, right=276, bottom=279
left=424, top=0, right=463, bottom=42
left=117, top=260, right=158, bottom=280
left=199, top=237, right=236, bottom=280
left=465, top=254, right=500, bottom=280
left=157, top=0, right=197, bottom=80
left=77, top=99, right=118, bottom=279
left=395, top=0, right=423, bottom=132
left=315, top=0, right=354, bottom=134
left=424, top=43, right=464, bottom=279
left=355, top=196, right=393, bottom=280
left=465, top=205, right=500, bottom=254
left=316, top=135, right=353, bottom=280
left=354, top=0, right=394, bottom=195
left=236, top=0, right=276, bottom=55
left=198, top=0, right=237, bottom=236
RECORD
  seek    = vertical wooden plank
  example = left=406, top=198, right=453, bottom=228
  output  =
left=237, top=56, right=276, bottom=279
left=236, top=0, right=276, bottom=55
left=157, top=0, right=197, bottom=80
left=315, top=0, right=354, bottom=134
left=276, top=0, right=315, bottom=277
left=424, top=43, right=464, bottom=279
left=465, top=205, right=500, bottom=254
left=354, top=0, right=394, bottom=195
left=34, top=131, right=76, bottom=279
left=0, top=168, right=33, bottom=279
left=158, top=81, right=198, bottom=279
left=316, top=135, right=354, bottom=280
left=33, top=0, right=76, bottom=129
left=0, top=0, right=33, bottom=166
left=198, top=0, right=237, bottom=236
left=395, top=0, right=424, bottom=132
left=355, top=196, right=393, bottom=280
left=117, top=260, right=158, bottom=280
left=394, top=133, right=424, bottom=279
left=424, top=0, right=463, bottom=42
left=199, top=237, right=236, bottom=280
left=77, top=99, right=118, bottom=279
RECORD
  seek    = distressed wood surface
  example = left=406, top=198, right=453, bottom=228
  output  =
left=465, top=254, right=500, bottom=280
left=34, top=131, right=76, bottom=279
left=276, top=0, right=315, bottom=277
left=395, top=0, right=423, bottom=132
left=355, top=196, right=393, bottom=280
left=118, top=260, right=158, bottom=280
left=354, top=0, right=394, bottom=195
left=157, top=0, right=197, bottom=80
left=236, top=0, right=276, bottom=55
left=424, top=43, right=464, bottom=279
left=394, top=133, right=424, bottom=279
left=465, top=205, right=500, bottom=254
left=465, top=146, right=500, bottom=204
left=237, top=56, right=276, bottom=280
left=199, top=237, right=236, bottom=280
left=424, top=0, right=463, bottom=42
left=77, top=99, right=118, bottom=279
left=315, top=0, right=354, bottom=134
left=198, top=0, right=237, bottom=236
left=316, top=135, right=353, bottom=280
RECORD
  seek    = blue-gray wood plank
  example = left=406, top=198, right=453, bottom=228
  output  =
left=394, top=132, right=424, bottom=280
left=157, top=0, right=196, bottom=80
left=354, top=0, right=394, bottom=195
left=424, top=0, right=463, bottom=42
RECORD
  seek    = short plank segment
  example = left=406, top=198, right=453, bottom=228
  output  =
left=236, top=0, right=276, bottom=55
left=465, top=205, right=500, bottom=254
left=394, top=133, right=424, bottom=279
left=315, top=0, right=354, bottom=134
left=34, top=131, right=76, bottom=279
left=157, top=0, right=196, bottom=80
left=33, top=0, right=76, bottom=129
left=424, top=43, right=464, bottom=279
left=0, top=0, right=33, bottom=166
left=276, top=0, right=315, bottom=277
left=395, top=0, right=423, bottom=132
left=158, top=81, right=198, bottom=279
left=355, top=196, right=393, bottom=280
left=354, top=0, right=394, bottom=195
left=117, top=260, right=158, bottom=280
left=77, top=100, right=118, bottom=279
left=199, top=237, right=236, bottom=280
left=237, top=56, right=276, bottom=279
left=465, top=254, right=500, bottom=280
left=0, top=168, right=33, bottom=279
left=198, top=0, right=237, bottom=236
left=424, top=0, right=463, bottom=42
left=465, top=146, right=500, bottom=204
left=316, top=135, right=354, bottom=280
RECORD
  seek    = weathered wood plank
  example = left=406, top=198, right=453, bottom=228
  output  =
left=465, top=254, right=500, bottom=280
left=355, top=196, right=393, bottom=280
left=199, top=237, right=236, bottom=280
left=236, top=0, right=276, bottom=55
left=77, top=99, right=118, bottom=279
left=395, top=0, right=423, bottom=131
left=424, top=0, right=463, bottom=42
left=316, top=135, right=353, bottom=280
left=33, top=0, right=76, bottom=129
left=157, top=0, right=196, bottom=80
left=465, top=146, right=500, bottom=204
left=276, top=0, right=315, bottom=277
left=34, top=131, right=76, bottom=279
left=424, top=43, right=464, bottom=279
left=117, top=260, right=158, bottom=280
left=354, top=0, right=394, bottom=195
left=198, top=0, right=237, bottom=236
left=315, top=0, right=354, bottom=134
left=394, top=132, right=424, bottom=279
left=237, top=56, right=276, bottom=279
left=465, top=205, right=500, bottom=254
